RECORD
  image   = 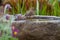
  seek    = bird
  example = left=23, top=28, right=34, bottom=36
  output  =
left=25, top=7, right=35, bottom=16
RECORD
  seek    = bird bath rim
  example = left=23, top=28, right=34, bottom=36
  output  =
left=13, top=15, right=60, bottom=23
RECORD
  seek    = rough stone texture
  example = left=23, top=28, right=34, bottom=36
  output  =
left=12, top=20, right=60, bottom=40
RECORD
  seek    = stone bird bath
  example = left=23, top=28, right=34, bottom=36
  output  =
left=12, top=15, right=60, bottom=40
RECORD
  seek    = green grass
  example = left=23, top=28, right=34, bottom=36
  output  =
left=11, top=0, right=60, bottom=16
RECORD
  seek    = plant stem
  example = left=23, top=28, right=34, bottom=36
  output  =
left=36, top=0, right=39, bottom=15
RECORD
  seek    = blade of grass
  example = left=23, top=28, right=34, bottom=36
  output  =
left=17, top=0, right=21, bottom=14
left=36, top=0, right=39, bottom=15
left=21, top=0, right=26, bottom=15
left=41, top=5, right=47, bottom=15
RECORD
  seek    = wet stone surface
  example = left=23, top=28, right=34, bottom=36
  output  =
left=12, top=20, right=60, bottom=40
